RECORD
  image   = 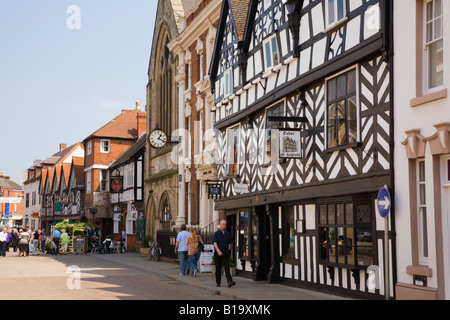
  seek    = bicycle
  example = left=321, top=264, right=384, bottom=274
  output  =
left=147, top=240, right=162, bottom=261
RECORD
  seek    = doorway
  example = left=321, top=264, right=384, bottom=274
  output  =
left=253, top=206, right=272, bottom=281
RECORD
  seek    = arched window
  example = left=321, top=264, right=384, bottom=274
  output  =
left=160, top=195, right=171, bottom=231
left=159, top=35, right=172, bottom=135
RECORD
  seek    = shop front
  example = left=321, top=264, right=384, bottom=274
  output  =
left=218, top=187, right=393, bottom=299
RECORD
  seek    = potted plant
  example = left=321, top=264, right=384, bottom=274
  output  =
left=140, top=235, right=152, bottom=257
left=229, top=257, right=236, bottom=276
left=44, top=240, right=52, bottom=254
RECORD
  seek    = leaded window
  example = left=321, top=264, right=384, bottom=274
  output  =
left=326, top=68, right=358, bottom=148
left=326, top=0, right=346, bottom=28
left=319, top=202, right=374, bottom=267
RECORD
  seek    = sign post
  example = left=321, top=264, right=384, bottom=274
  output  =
left=199, top=244, right=214, bottom=273
left=377, top=186, right=391, bottom=300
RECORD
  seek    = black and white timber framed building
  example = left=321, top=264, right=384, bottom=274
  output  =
left=209, top=0, right=395, bottom=299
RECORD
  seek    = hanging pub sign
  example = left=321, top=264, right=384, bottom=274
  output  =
left=279, top=129, right=302, bottom=158
left=207, top=181, right=222, bottom=200
left=110, top=175, right=124, bottom=193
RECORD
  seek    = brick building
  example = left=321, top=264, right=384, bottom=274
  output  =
left=83, top=105, right=146, bottom=240
left=0, top=172, right=24, bottom=227
left=168, top=0, right=221, bottom=232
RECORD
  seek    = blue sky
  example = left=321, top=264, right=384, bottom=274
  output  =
left=0, top=0, right=157, bottom=185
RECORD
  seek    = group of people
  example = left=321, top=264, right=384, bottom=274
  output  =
left=175, top=225, right=204, bottom=277
left=174, top=220, right=236, bottom=288
left=0, top=226, right=45, bottom=257
left=0, top=226, right=72, bottom=257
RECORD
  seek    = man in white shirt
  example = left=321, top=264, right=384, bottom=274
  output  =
left=0, top=227, right=8, bottom=257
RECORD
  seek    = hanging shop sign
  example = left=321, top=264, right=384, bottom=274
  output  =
left=110, top=176, right=124, bottom=193
left=279, top=129, right=302, bottom=158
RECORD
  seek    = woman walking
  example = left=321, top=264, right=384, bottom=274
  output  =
left=18, top=229, right=30, bottom=257
left=31, top=229, right=41, bottom=255
left=186, top=228, right=204, bottom=277
left=11, top=229, right=19, bottom=253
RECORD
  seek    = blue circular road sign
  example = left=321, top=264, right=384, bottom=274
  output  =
left=377, top=187, right=391, bottom=218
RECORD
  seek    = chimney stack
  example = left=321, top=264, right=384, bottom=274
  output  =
left=137, top=102, right=147, bottom=138
left=60, top=143, right=67, bottom=151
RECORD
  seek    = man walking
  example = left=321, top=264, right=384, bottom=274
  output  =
left=174, top=224, right=191, bottom=275
left=52, top=228, right=61, bottom=255
left=0, top=228, right=7, bottom=257
left=212, top=220, right=235, bottom=288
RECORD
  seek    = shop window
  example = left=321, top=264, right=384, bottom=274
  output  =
left=282, top=206, right=295, bottom=256
left=252, top=213, right=259, bottom=259
left=239, top=210, right=249, bottom=258
left=319, top=202, right=374, bottom=267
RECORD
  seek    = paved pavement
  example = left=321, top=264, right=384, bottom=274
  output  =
left=0, top=250, right=352, bottom=300
left=80, top=252, right=352, bottom=300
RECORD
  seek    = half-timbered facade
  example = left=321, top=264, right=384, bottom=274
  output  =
left=39, top=143, right=85, bottom=231
left=110, top=133, right=146, bottom=251
left=67, top=157, right=85, bottom=219
left=209, top=0, right=394, bottom=299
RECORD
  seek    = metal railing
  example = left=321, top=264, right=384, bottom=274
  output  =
left=156, top=219, right=220, bottom=260
left=156, top=230, right=177, bottom=259
left=198, top=219, right=219, bottom=245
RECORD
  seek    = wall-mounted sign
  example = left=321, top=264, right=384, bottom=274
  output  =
left=279, top=129, right=302, bottom=158
left=54, top=203, right=62, bottom=212
left=235, top=183, right=249, bottom=194
left=0, top=198, right=22, bottom=204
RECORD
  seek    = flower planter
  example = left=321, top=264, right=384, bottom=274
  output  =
left=211, top=266, right=236, bottom=276
left=140, top=247, right=150, bottom=257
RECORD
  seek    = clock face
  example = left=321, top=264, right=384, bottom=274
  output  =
left=150, top=129, right=168, bottom=148
left=111, top=177, right=123, bottom=193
